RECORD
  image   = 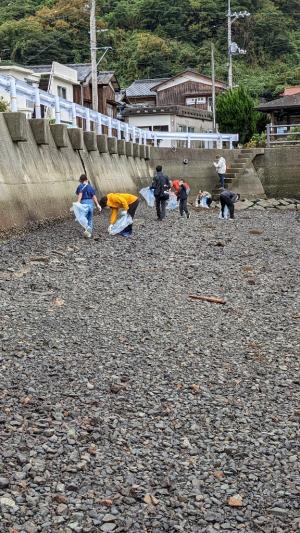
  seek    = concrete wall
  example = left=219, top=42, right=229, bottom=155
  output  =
left=253, top=147, right=300, bottom=199
left=0, top=113, right=151, bottom=232
left=149, top=147, right=266, bottom=199
left=149, top=147, right=240, bottom=195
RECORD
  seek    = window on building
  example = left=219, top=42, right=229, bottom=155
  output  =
left=57, top=86, right=67, bottom=99
left=178, top=125, right=187, bottom=132
left=153, top=125, right=169, bottom=131
left=188, top=127, right=195, bottom=133
left=186, top=97, right=207, bottom=106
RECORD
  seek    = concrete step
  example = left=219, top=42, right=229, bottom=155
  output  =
left=237, top=156, right=252, bottom=162
left=230, top=163, right=246, bottom=169
left=240, top=149, right=253, bottom=154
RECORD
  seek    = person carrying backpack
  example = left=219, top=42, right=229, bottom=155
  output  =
left=150, top=165, right=171, bottom=221
left=178, top=179, right=190, bottom=218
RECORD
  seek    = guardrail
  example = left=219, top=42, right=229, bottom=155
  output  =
left=266, top=123, right=300, bottom=147
left=0, top=74, right=238, bottom=149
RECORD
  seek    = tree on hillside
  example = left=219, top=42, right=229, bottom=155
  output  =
left=216, top=86, right=266, bottom=144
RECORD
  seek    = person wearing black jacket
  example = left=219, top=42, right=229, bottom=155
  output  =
left=178, top=179, right=190, bottom=218
left=150, top=165, right=171, bottom=220
left=220, top=189, right=240, bottom=219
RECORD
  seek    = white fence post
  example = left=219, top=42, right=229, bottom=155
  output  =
left=55, top=96, right=61, bottom=124
left=34, top=87, right=41, bottom=119
left=154, top=135, right=158, bottom=147
left=96, top=114, right=102, bottom=135
left=9, top=77, right=18, bottom=112
left=187, top=135, right=191, bottom=149
left=107, top=117, right=112, bottom=137
left=72, top=103, right=77, bottom=128
left=125, top=123, right=129, bottom=142
left=86, top=108, right=90, bottom=132
left=117, top=121, right=121, bottom=140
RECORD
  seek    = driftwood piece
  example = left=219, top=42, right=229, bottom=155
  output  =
left=189, top=294, right=226, bottom=305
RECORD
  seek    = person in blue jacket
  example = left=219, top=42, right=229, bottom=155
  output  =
left=76, top=175, right=101, bottom=238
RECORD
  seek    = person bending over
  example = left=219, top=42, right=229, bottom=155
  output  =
left=219, top=189, right=240, bottom=219
left=99, top=193, right=139, bottom=235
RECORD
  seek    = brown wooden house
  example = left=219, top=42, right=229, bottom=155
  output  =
left=68, top=64, right=120, bottom=117
left=126, top=70, right=227, bottom=111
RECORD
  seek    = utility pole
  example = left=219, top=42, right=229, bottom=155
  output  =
left=90, top=0, right=98, bottom=112
left=227, top=0, right=250, bottom=89
left=211, top=43, right=216, bottom=132
left=227, top=0, right=233, bottom=89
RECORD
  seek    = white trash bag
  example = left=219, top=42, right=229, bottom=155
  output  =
left=167, top=193, right=178, bottom=210
left=140, top=187, right=155, bottom=207
left=218, top=205, right=230, bottom=219
left=108, top=213, right=133, bottom=235
left=70, top=202, right=89, bottom=229
left=200, top=195, right=210, bottom=208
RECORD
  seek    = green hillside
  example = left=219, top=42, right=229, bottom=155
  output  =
left=0, top=0, right=299, bottom=96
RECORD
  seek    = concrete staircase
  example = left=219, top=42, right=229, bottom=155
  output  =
left=212, top=149, right=258, bottom=199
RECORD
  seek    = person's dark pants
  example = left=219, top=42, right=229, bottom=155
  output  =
left=179, top=198, right=189, bottom=217
left=155, top=197, right=167, bottom=220
left=122, top=199, right=139, bottom=234
left=207, top=197, right=212, bottom=207
left=220, top=197, right=234, bottom=219
left=218, top=173, right=225, bottom=188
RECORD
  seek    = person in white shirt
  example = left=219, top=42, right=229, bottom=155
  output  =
left=213, top=155, right=227, bottom=188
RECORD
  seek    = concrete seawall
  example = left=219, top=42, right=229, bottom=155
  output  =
left=1, top=112, right=299, bottom=232
left=0, top=113, right=151, bottom=232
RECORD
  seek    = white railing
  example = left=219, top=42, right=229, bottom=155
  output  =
left=153, top=131, right=239, bottom=149
left=0, top=74, right=238, bottom=149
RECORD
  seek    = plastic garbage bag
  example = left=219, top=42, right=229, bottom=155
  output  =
left=218, top=205, right=230, bottom=219
left=70, top=202, right=89, bottom=229
left=140, top=187, right=155, bottom=207
left=108, top=213, right=133, bottom=235
left=200, top=195, right=210, bottom=208
left=167, top=193, right=178, bottom=210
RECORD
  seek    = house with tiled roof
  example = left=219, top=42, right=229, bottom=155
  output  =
left=30, top=62, right=120, bottom=119
left=123, top=70, right=227, bottom=147
left=257, top=93, right=300, bottom=125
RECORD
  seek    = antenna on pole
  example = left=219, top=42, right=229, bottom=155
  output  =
left=227, top=0, right=250, bottom=88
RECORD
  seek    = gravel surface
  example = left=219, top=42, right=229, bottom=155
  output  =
left=0, top=205, right=300, bottom=533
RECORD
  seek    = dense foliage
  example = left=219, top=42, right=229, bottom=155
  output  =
left=0, top=0, right=299, bottom=96
left=216, top=86, right=266, bottom=143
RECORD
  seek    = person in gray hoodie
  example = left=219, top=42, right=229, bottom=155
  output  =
left=219, top=189, right=240, bottom=219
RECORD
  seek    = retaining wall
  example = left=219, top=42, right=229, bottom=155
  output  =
left=149, top=147, right=266, bottom=199
left=0, top=113, right=151, bottom=231
left=1, top=113, right=299, bottom=232
left=253, top=147, right=300, bottom=199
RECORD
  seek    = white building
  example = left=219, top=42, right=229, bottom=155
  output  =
left=123, top=70, right=227, bottom=147
left=0, top=64, right=41, bottom=117
left=30, top=62, right=78, bottom=124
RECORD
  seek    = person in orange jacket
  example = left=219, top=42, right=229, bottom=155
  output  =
left=172, top=179, right=190, bottom=197
left=99, top=193, right=139, bottom=235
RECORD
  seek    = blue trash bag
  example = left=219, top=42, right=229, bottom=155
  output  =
left=200, top=195, right=210, bottom=208
left=167, top=193, right=178, bottom=210
left=140, top=186, right=155, bottom=207
left=218, top=205, right=230, bottom=219
left=108, top=213, right=133, bottom=235
left=70, top=202, right=89, bottom=229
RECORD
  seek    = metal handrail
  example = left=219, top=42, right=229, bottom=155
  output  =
left=0, top=73, right=239, bottom=148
